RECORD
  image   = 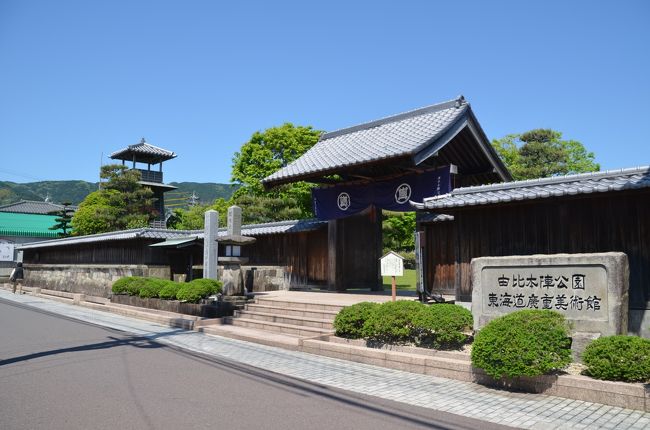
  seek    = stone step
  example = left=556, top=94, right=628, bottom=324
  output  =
left=199, top=325, right=302, bottom=351
left=230, top=317, right=333, bottom=337
left=234, top=310, right=334, bottom=330
left=255, top=297, right=345, bottom=313
left=244, top=303, right=338, bottom=322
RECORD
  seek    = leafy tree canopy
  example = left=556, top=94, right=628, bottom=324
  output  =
left=231, top=123, right=321, bottom=218
left=71, top=165, right=157, bottom=235
left=492, top=129, right=599, bottom=180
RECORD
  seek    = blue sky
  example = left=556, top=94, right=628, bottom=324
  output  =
left=1, top=0, right=648, bottom=184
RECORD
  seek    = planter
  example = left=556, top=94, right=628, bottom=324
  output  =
left=110, top=294, right=237, bottom=318
left=302, top=336, right=650, bottom=412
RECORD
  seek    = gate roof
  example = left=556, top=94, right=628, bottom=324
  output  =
left=263, top=96, right=511, bottom=187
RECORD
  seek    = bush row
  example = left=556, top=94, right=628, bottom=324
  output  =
left=333, top=300, right=473, bottom=350
left=336, top=303, right=650, bottom=383
left=111, top=277, right=222, bottom=304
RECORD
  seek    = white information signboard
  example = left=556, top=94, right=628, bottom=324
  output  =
left=380, top=251, right=404, bottom=277
left=0, top=240, right=15, bottom=262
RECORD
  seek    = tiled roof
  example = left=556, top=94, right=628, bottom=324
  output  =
left=17, top=219, right=326, bottom=249
left=263, top=97, right=472, bottom=185
left=411, top=166, right=650, bottom=210
left=417, top=213, right=454, bottom=223
left=110, top=138, right=177, bottom=162
left=0, top=212, right=63, bottom=238
left=0, top=200, right=76, bottom=215
left=17, top=228, right=200, bottom=249
left=223, top=219, right=326, bottom=237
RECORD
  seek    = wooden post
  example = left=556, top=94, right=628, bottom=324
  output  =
left=391, top=275, right=396, bottom=301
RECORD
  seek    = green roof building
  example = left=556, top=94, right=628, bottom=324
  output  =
left=0, top=212, right=63, bottom=238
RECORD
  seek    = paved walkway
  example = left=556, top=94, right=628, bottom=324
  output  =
left=1, top=289, right=648, bottom=430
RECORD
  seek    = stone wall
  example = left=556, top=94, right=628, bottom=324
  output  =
left=23, top=263, right=291, bottom=297
left=24, top=264, right=170, bottom=298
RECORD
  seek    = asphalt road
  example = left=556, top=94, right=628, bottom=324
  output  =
left=0, top=298, right=508, bottom=430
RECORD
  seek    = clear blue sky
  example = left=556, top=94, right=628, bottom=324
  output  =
left=1, top=0, right=648, bottom=184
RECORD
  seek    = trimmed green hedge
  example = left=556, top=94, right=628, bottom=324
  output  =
left=471, top=310, right=572, bottom=379
left=176, top=278, right=222, bottom=303
left=582, top=336, right=650, bottom=383
left=363, top=300, right=423, bottom=343
left=413, top=304, right=473, bottom=349
left=333, top=302, right=380, bottom=339
left=333, top=300, right=472, bottom=349
left=111, top=277, right=222, bottom=303
left=159, top=281, right=182, bottom=300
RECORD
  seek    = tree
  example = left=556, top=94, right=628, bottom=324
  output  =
left=49, top=201, right=74, bottom=237
left=492, top=129, right=600, bottom=180
left=231, top=123, right=321, bottom=219
left=233, top=193, right=302, bottom=224
left=382, top=212, right=416, bottom=252
left=71, top=165, right=157, bottom=235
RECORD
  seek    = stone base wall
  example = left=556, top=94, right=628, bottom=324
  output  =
left=24, top=264, right=170, bottom=298
left=217, top=266, right=291, bottom=293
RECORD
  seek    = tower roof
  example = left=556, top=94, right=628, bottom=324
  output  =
left=110, top=138, right=177, bottom=164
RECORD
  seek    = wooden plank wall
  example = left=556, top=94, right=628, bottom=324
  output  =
left=425, top=191, right=650, bottom=307
left=23, top=240, right=168, bottom=265
left=245, top=228, right=328, bottom=285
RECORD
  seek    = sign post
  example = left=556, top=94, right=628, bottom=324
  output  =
left=380, top=251, right=404, bottom=302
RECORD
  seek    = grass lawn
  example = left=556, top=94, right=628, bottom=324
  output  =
left=383, top=269, right=417, bottom=291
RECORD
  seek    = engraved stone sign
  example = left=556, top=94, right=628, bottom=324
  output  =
left=471, top=253, right=629, bottom=337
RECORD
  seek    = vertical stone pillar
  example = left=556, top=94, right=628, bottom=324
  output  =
left=203, top=210, right=219, bottom=280
left=227, top=205, right=242, bottom=236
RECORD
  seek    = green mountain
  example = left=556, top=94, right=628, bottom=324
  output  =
left=0, top=180, right=238, bottom=207
left=167, top=182, right=240, bottom=209
left=0, top=181, right=98, bottom=205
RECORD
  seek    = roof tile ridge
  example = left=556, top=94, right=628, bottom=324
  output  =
left=321, top=96, right=467, bottom=141
left=130, top=141, right=176, bottom=154
left=450, top=165, right=650, bottom=196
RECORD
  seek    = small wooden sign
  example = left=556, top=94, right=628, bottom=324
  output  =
left=380, top=251, right=404, bottom=277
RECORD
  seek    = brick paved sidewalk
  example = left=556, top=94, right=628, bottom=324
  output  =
left=1, top=290, right=648, bottom=430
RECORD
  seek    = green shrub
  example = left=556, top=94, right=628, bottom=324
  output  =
left=112, top=277, right=135, bottom=295
left=333, top=302, right=380, bottom=339
left=582, top=336, right=650, bottom=383
left=111, top=276, right=148, bottom=296
left=138, top=278, right=170, bottom=299
left=363, top=300, right=424, bottom=343
left=471, top=310, right=572, bottom=379
left=158, top=281, right=182, bottom=300
left=413, top=304, right=473, bottom=349
left=189, top=278, right=222, bottom=295
left=176, top=278, right=222, bottom=303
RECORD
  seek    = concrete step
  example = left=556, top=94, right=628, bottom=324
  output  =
left=199, top=325, right=303, bottom=351
left=230, top=317, right=333, bottom=337
left=255, top=297, right=345, bottom=313
left=234, top=309, right=334, bottom=330
left=245, top=303, right=338, bottom=322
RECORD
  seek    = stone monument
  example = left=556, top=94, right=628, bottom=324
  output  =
left=203, top=210, right=219, bottom=280
left=219, top=206, right=256, bottom=296
left=471, top=252, right=629, bottom=358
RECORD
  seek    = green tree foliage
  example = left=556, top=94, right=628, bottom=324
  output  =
left=382, top=211, right=416, bottom=252
left=71, top=165, right=157, bottom=235
left=231, top=123, right=321, bottom=219
left=492, top=129, right=600, bottom=180
left=48, top=201, right=74, bottom=237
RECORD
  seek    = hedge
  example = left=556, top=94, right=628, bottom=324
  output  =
left=582, top=336, right=650, bottom=383
left=333, top=302, right=380, bottom=339
left=471, top=310, right=572, bottom=379
left=176, top=278, right=222, bottom=303
left=413, top=304, right=473, bottom=349
left=363, top=301, right=425, bottom=344
left=112, top=277, right=222, bottom=303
